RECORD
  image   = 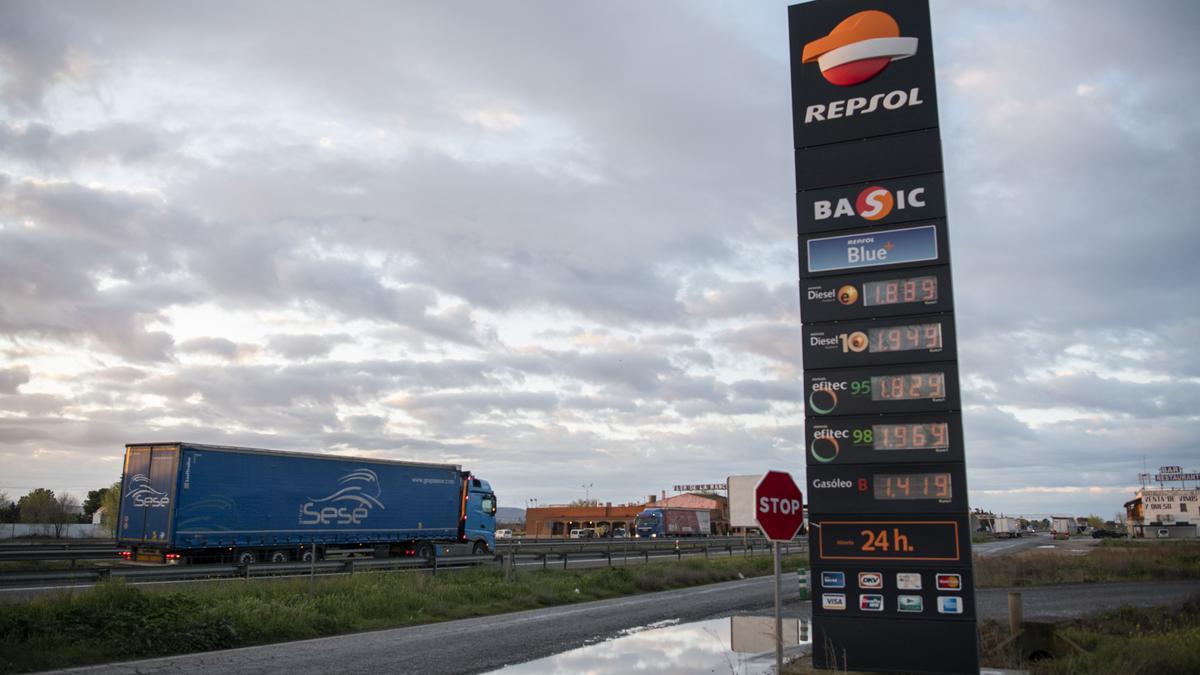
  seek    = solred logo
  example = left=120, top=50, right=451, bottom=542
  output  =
left=802, top=10, right=918, bottom=87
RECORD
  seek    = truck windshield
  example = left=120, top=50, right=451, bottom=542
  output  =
left=636, top=513, right=659, bottom=526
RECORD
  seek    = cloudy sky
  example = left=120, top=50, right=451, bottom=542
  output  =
left=1, top=1, right=1196, bottom=520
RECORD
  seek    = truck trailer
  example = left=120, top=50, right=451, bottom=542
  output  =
left=117, top=442, right=496, bottom=564
left=633, top=507, right=711, bottom=538
left=992, top=516, right=1022, bottom=538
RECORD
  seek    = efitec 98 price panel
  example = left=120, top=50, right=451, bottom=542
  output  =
left=807, top=412, right=964, bottom=465
left=800, top=266, right=953, bottom=323
left=803, top=314, right=955, bottom=369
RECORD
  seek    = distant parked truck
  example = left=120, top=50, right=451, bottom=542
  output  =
left=117, top=442, right=497, bottom=564
left=633, top=508, right=711, bottom=538
left=993, top=517, right=1022, bottom=538
left=1050, top=516, right=1074, bottom=540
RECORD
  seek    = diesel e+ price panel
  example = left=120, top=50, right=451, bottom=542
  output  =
left=800, top=266, right=953, bottom=323
left=807, top=463, right=968, bottom=514
left=803, top=314, right=956, bottom=369
left=807, top=412, right=963, bottom=465
left=806, top=362, right=960, bottom=417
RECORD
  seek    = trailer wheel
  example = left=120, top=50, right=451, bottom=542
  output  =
left=300, top=549, right=317, bottom=563
left=472, top=541, right=489, bottom=556
left=269, top=550, right=289, bottom=563
left=236, top=551, right=256, bottom=565
left=415, top=542, right=435, bottom=562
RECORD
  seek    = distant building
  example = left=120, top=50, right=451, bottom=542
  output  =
left=1125, top=488, right=1199, bottom=539
left=524, top=490, right=731, bottom=538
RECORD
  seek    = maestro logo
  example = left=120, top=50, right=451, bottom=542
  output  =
left=802, top=10, right=919, bottom=86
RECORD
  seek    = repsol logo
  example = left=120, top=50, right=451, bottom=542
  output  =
left=804, top=88, right=924, bottom=124
left=812, top=478, right=854, bottom=489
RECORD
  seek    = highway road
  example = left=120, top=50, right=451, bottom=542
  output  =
left=46, top=576, right=1200, bottom=675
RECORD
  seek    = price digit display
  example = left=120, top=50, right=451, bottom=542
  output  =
left=871, top=372, right=945, bottom=400
left=863, top=275, right=937, bottom=307
left=873, top=423, right=949, bottom=450
left=874, top=472, right=952, bottom=500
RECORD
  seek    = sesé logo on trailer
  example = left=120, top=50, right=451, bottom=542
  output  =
left=299, top=468, right=386, bottom=526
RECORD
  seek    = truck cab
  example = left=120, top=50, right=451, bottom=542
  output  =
left=464, top=476, right=497, bottom=554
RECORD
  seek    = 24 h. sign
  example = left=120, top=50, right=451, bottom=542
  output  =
left=755, top=470, right=805, bottom=542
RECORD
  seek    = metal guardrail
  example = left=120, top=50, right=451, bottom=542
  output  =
left=0, top=548, right=120, bottom=562
left=0, top=536, right=809, bottom=589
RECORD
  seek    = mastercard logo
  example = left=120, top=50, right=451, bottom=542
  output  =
left=801, top=10, right=919, bottom=87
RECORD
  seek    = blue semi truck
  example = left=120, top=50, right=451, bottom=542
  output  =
left=117, top=442, right=496, bottom=564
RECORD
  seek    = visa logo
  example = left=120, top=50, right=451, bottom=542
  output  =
left=822, top=593, right=847, bottom=610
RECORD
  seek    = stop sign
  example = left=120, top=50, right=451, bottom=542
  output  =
left=755, top=470, right=805, bottom=542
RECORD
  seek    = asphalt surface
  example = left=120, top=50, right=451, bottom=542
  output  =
left=45, top=576, right=1200, bottom=675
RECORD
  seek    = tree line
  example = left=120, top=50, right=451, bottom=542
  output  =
left=0, top=481, right=120, bottom=537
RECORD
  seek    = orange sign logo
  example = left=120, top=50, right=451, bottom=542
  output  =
left=802, top=10, right=918, bottom=86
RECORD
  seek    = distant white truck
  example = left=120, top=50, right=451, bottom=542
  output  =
left=993, top=517, right=1022, bottom=538
left=1051, top=516, right=1074, bottom=540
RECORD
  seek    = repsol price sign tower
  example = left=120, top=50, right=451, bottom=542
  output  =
left=788, top=1, right=979, bottom=673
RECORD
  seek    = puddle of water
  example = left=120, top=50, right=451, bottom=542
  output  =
left=489, top=616, right=811, bottom=674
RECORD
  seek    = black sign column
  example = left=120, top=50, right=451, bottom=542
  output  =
left=788, top=1, right=979, bottom=673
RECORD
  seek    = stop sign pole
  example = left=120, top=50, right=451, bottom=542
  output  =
left=755, top=470, right=805, bottom=674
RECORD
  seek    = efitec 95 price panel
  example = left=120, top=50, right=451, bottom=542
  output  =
left=805, top=362, right=960, bottom=417
left=803, top=314, right=956, bottom=369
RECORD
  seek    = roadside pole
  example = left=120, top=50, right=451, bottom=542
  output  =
left=773, top=540, right=783, bottom=674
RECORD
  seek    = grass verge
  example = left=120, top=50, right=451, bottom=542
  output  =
left=980, top=595, right=1200, bottom=674
left=974, top=539, right=1200, bottom=587
left=0, top=553, right=805, bottom=674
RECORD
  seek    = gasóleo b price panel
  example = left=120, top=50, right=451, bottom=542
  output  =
left=807, top=463, right=969, bottom=514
